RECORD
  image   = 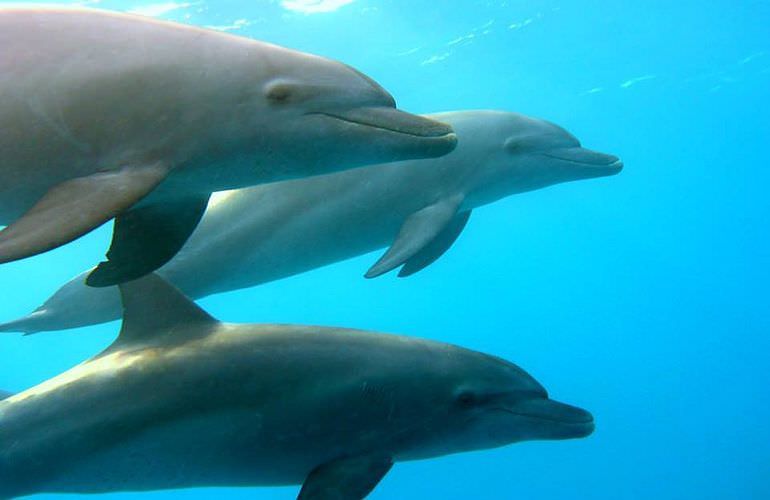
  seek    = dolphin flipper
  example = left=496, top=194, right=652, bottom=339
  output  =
left=0, top=390, right=14, bottom=400
left=298, top=455, right=393, bottom=500
left=365, top=195, right=464, bottom=278
left=86, top=195, right=210, bottom=288
left=398, top=210, right=471, bottom=277
left=0, top=165, right=169, bottom=265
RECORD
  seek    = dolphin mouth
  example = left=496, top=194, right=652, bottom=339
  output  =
left=498, top=409, right=594, bottom=425
left=542, top=147, right=623, bottom=172
left=308, top=107, right=457, bottom=139
left=497, top=398, right=595, bottom=437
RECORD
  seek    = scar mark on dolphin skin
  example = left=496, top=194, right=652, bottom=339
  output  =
left=26, top=98, right=91, bottom=154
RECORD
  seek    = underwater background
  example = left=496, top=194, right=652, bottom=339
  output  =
left=1, top=0, right=768, bottom=498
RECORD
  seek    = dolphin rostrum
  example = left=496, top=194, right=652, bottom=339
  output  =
left=0, top=6, right=456, bottom=286
left=0, top=274, right=593, bottom=498
left=0, top=110, right=621, bottom=335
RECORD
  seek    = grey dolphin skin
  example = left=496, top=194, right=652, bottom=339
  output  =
left=0, top=110, right=621, bottom=334
left=0, top=7, right=457, bottom=286
left=0, top=274, right=593, bottom=499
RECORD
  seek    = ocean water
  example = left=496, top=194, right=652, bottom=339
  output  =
left=1, top=0, right=769, bottom=499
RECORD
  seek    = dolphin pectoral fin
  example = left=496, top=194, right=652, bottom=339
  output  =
left=86, top=194, right=210, bottom=287
left=365, top=194, right=464, bottom=279
left=298, top=455, right=393, bottom=500
left=0, top=390, right=14, bottom=401
left=398, top=210, right=471, bottom=277
left=0, top=165, right=169, bottom=265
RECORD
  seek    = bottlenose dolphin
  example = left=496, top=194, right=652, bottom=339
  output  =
left=0, top=110, right=621, bottom=334
left=0, top=7, right=456, bottom=286
left=0, top=274, right=594, bottom=498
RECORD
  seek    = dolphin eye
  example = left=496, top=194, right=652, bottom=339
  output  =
left=456, top=391, right=477, bottom=408
left=264, top=81, right=317, bottom=106
left=264, top=82, right=297, bottom=105
left=503, top=137, right=521, bottom=153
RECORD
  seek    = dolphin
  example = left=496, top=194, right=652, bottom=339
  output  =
left=0, top=6, right=456, bottom=286
left=0, top=110, right=622, bottom=334
left=0, top=274, right=594, bottom=498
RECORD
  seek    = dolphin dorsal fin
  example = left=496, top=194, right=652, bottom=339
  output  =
left=116, top=273, right=216, bottom=346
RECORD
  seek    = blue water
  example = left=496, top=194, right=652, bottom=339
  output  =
left=1, top=0, right=769, bottom=498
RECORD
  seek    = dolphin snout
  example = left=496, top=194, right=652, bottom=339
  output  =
left=600, top=154, right=623, bottom=173
left=321, top=107, right=456, bottom=138
left=507, top=398, right=595, bottom=439
left=542, top=147, right=623, bottom=177
left=306, top=107, right=458, bottom=160
left=545, top=147, right=620, bottom=166
left=591, top=152, right=622, bottom=170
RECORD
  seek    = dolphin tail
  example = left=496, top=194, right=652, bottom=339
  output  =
left=0, top=270, right=125, bottom=335
left=0, top=310, right=52, bottom=335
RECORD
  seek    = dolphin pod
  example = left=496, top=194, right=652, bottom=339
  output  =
left=0, top=274, right=594, bottom=498
left=0, top=110, right=621, bottom=334
left=0, top=6, right=456, bottom=286
left=0, top=6, right=623, bottom=499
